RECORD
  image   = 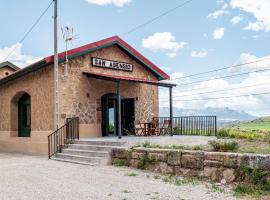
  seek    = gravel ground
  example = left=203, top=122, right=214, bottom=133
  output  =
left=0, top=153, right=237, bottom=200
left=80, top=135, right=216, bottom=147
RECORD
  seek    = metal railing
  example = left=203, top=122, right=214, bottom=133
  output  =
left=48, top=117, right=79, bottom=159
left=155, top=116, right=217, bottom=136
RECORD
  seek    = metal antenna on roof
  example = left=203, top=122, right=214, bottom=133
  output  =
left=61, top=25, right=78, bottom=76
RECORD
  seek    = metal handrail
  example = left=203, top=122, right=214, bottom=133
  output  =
left=48, top=117, right=79, bottom=159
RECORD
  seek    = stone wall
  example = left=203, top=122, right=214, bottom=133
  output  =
left=111, top=148, right=270, bottom=183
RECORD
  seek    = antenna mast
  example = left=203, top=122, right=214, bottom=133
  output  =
left=61, top=25, right=76, bottom=76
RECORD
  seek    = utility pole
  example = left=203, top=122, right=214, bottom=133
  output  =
left=54, top=0, right=59, bottom=132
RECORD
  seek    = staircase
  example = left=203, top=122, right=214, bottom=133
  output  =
left=52, top=140, right=125, bottom=166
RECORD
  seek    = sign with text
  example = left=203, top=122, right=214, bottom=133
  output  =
left=91, top=57, right=133, bottom=72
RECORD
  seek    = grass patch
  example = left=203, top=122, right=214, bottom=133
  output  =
left=217, top=128, right=270, bottom=141
left=208, top=140, right=239, bottom=152
left=112, top=159, right=128, bottom=167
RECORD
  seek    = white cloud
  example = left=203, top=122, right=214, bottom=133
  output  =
left=207, top=3, right=230, bottom=19
left=217, top=0, right=224, bottom=5
left=230, top=0, right=270, bottom=32
left=213, top=27, right=225, bottom=39
left=207, top=10, right=230, bottom=19
left=166, top=53, right=177, bottom=58
left=231, top=15, right=243, bottom=24
left=160, top=53, right=270, bottom=116
left=0, top=43, right=41, bottom=68
left=231, top=53, right=270, bottom=72
left=244, top=21, right=268, bottom=32
left=191, top=50, right=208, bottom=58
left=142, top=32, right=187, bottom=58
left=85, top=0, right=131, bottom=7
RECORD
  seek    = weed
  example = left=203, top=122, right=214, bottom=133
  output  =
left=234, top=165, right=270, bottom=197
left=217, top=128, right=230, bottom=138
left=112, top=159, right=128, bottom=167
left=137, top=153, right=155, bottom=170
left=125, top=172, right=138, bottom=177
left=207, top=184, right=225, bottom=193
left=121, top=190, right=132, bottom=193
left=162, top=176, right=199, bottom=186
left=153, top=175, right=160, bottom=179
left=208, top=140, right=239, bottom=152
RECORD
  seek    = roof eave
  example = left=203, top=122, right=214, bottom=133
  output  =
left=0, top=59, right=48, bottom=86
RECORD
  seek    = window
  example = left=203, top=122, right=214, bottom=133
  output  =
left=5, top=72, right=9, bottom=76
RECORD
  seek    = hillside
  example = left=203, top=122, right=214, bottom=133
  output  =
left=231, top=117, right=270, bottom=131
left=159, top=107, right=256, bottom=123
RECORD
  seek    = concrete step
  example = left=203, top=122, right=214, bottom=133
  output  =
left=74, top=140, right=125, bottom=146
left=55, top=153, right=109, bottom=165
left=51, top=157, right=98, bottom=166
left=62, top=148, right=110, bottom=157
left=68, top=144, right=116, bottom=151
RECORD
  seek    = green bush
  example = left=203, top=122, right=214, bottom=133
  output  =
left=208, top=140, right=239, bottom=152
left=217, top=128, right=230, bottom=138
left=112, top=159, right=128, bottom=167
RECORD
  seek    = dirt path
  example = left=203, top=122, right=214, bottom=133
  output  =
left=0, top=153, right=237, bottom=200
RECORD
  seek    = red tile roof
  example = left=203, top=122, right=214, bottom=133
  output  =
left=45, top=36, right=170, bottom=80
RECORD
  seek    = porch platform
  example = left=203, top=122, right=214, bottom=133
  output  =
left=79, top=135, right=217, bottom=147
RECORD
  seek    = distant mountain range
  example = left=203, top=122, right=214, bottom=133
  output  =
left=159, top=107, right=256, bottom=126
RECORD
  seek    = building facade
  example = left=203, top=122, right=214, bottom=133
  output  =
left=0, top=36, right=171, bottom=154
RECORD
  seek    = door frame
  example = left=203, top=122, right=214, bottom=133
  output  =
left=101, top=93, right=135, bottom=137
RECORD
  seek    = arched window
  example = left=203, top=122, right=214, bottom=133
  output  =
left=10, top=92, right=31, bottom=137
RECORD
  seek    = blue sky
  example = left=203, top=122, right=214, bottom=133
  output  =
left=0, top=0, right=270, bottom=117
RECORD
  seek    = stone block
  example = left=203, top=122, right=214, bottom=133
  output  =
left=149, top=152, right=167, bottom=162
left=222, top=168, right=236, bottom=183
left=204, top=152, right=238, bottom=168
left=204, top=167, right=221, bottom=182
left=111, top=148, right=130, bottom=159
left=130, top=159, right=139, bottom=168
left=181, top=151, right=204, bottom=170
left=167, top=151, right=181, bottom=166
left=176, top=167, right=202, bottom=177
left=238, top=154, right=270, bottom=171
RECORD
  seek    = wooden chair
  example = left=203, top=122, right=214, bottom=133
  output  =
left=148, top=118, right=160, bottom=136
left=134, top=120, right=146, bottom=136
left=159, top=120, right=171, bottom=135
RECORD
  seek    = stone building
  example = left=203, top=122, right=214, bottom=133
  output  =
left=0, top=36, right=173, bottom=154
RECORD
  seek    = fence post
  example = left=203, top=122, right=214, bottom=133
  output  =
left=180, top=117, right=183, bottom=135
left=214, top=116, right=217, bottom=136
left=169, top=87, right=173, bottom=136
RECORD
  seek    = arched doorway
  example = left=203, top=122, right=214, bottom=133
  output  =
left=101, top=93, right=135, bottom=136
left=18, top=93, right=31, bottom=137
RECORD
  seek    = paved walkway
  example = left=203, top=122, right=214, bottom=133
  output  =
left=80, top=135, right=216, bottom=147
left=0, top=153, right=236, bottom=200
